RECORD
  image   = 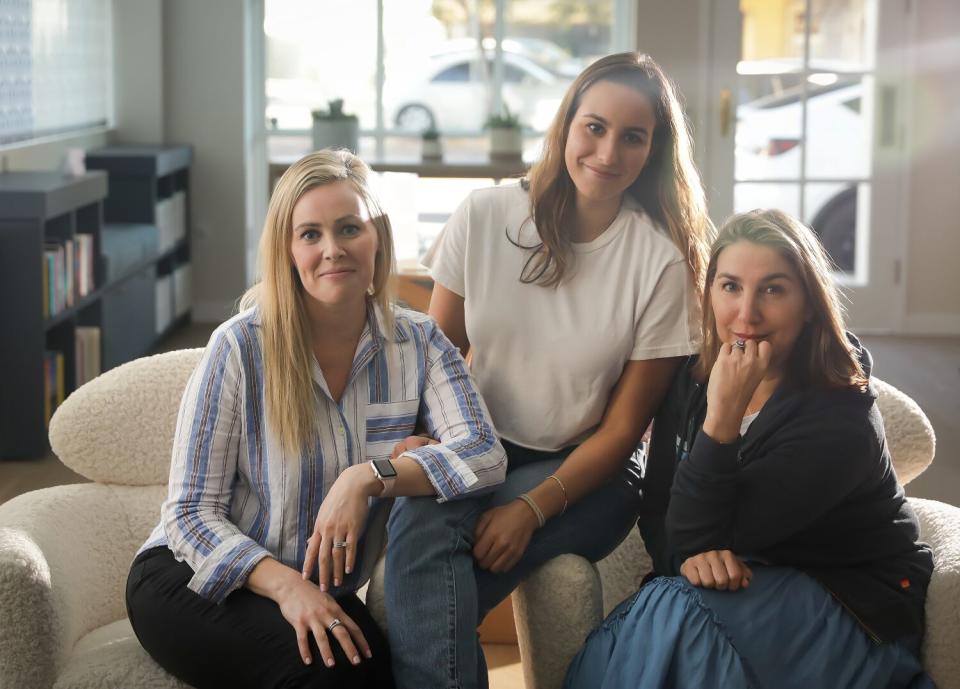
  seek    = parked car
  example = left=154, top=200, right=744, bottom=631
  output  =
left=735, top=61, right=868, bottom=272
left=384, top=47, right=572, bottom=133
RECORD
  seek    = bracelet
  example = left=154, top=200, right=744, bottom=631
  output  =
left=547, top=474, right=569, bottom=515
left=517, top=493, right=546, bottom=528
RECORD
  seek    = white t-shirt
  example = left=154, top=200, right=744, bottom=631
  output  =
left=424, top=183, right=700, bottom=451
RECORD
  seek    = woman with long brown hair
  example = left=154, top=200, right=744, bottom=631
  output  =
left=565, top=210, right=933, bottom=688
left=384, top=52, right=714, bottom=689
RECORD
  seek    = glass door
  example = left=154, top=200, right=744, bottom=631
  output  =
left=706, top=0, right=911, bottom=330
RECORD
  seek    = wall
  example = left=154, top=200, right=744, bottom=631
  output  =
left=163, top=0, right=249, bottom=322
left=1, top=129, right=109, bottom=172
left=112, top=0, right=164, bottom=143
left=633, top=2, right=709, bottom=176
left=903, top=0, right=960, bottom=334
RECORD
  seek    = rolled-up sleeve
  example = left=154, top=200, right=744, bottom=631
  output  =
left=161, top=330, right=271, bottom=603
left=401, top=325, right=506, bottom=502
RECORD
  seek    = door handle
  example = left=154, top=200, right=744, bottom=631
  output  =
left=720, top=88, right=733, bottom=137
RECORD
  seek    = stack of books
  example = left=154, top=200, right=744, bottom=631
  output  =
left=42, top=234, right=95, bottom=317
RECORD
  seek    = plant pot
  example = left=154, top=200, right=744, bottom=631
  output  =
left=488, top=126, right=523, bottom=160
left=312, top=118, right=359, bottom=153
left=421, top=138, right=443, bottom=161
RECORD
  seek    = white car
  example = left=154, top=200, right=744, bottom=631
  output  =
left=384, top=48, right=572, bottom=133
left=735, top=65, right=867, bottom=272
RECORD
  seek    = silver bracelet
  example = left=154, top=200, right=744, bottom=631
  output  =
left=517, top=493, right=546, bottom=528
left=547, top=474, right=569, bottom=515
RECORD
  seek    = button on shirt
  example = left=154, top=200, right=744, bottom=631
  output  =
left=140, top=304, right=506, bottom=604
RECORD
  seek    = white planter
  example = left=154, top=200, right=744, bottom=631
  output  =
left=488, top=126, right=523, bottom=160
left=311, top=118, right=359, bottom=153
left=421, top=138, right=443, bottom=161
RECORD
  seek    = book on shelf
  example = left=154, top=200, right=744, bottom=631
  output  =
left=41, top=236, right=95, bottom=318
left=75, top=326, right=102, bottom=387
left=43, top=350, right=65, bottom=428
left=42, top=257, right=49, bottom=318
left=76, top=233, right=94, bottom=297
left=43, top=243, right=63, bottom=316
left=65, top=240, right=74, bottom=308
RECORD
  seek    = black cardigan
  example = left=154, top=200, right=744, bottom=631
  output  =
left=640, top=341, right=933, bottom=643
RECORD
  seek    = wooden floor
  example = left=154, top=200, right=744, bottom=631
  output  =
left=1, top=322, right=957, bottom=689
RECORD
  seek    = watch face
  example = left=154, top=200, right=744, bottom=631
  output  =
left=373, top=459, right=398, bottom=479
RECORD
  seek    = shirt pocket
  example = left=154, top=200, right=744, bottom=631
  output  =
left=364, top=398, right=421, bottom=461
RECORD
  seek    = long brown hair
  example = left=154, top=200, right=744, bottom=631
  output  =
left=697, top=209, right=867, bottom=390
left=521, top=52, right=713, bottom=288
left=239, top=149, right=396, bottom=454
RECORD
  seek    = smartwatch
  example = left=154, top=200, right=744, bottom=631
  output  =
left=370, top=459, right=398, bottom=497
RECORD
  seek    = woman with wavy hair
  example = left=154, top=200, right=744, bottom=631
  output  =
left=385, top=52, right=714, bottom=689
left=125, top=149, right=506, bottom=689
left=565, top=209, right=934, bottom=688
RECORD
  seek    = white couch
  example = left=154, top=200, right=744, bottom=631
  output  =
left=0, top=348, right=956, bottom=688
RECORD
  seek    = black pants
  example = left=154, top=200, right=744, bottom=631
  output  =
left=126, top=547, right=395, bottom=689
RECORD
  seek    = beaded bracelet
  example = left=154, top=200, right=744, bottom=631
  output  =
left=517, top=493, right=546, bottom=528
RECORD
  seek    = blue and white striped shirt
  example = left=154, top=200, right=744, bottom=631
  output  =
left=140, top=303, right=506, bottom=604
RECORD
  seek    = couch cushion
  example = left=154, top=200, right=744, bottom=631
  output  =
left=54, top=618, right=188, bottom=689
left=874, top=378, right=936, bottom=486
left=49, top=349, right=203, bottom=485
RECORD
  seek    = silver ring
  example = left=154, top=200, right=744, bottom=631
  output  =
left=332, top=540, right=348, bottom=549
left=327, top=618, right=342, bottom=632
left=733, top=339, right=746, bottom=350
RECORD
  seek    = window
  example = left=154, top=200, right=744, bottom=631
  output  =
left=0, top=0, right=112, bottom=147
left=432, top=63, right=472, bottom=83
left=265, top=0, right=625, bottom=158
left=733, top=0, right=876, bottom=275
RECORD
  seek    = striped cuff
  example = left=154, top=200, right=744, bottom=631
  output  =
left=400, top=444, right=480, bottom=502
left=185, top=536, right=272, bottom=604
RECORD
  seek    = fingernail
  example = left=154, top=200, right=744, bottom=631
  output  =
left=326, top=658, right=335, bottom=667
left=345, top=566, right=352, bottom=574
left=334, top=578, right=341, bottom=586
left=304, top=656, right=311, bottom=665
left=365, top=649, right=373, bottom=659
left=320, top=584, right=327, bottom=592
left=353, top=655, right=361, bottom=664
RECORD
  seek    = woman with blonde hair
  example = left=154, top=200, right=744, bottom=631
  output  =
left=565, top=209, right=934, bottom=688
left=125, top=149, right=506, bottom=689
left=385, top=52, right=714, bottom=689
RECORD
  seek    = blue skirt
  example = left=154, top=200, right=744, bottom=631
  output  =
left=563, top=566, right=933, bottom=689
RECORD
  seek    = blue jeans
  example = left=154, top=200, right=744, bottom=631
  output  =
left=385, top=441, right=643, bottom=689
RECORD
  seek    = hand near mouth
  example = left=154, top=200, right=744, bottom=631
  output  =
left=702, top=338, right=773, bottom=443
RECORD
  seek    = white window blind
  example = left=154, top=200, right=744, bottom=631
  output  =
left=0, top=0, right=112, bottom=146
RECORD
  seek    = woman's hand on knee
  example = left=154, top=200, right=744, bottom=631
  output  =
left=473, top=501, right=539, bottom=573
left=276, top=579, right=372, bottom=668
left=680, top=550, right=752, bottom=591
left=303, top=465, right=379, bottom=591
left=390, top=434, right=438, bottom=459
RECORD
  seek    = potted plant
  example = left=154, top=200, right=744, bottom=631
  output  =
left=421, top=126, right=443, bottom=161
left=311, top=99, right=359, bottom=153
left=485, top=105, right=523, bottom=161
